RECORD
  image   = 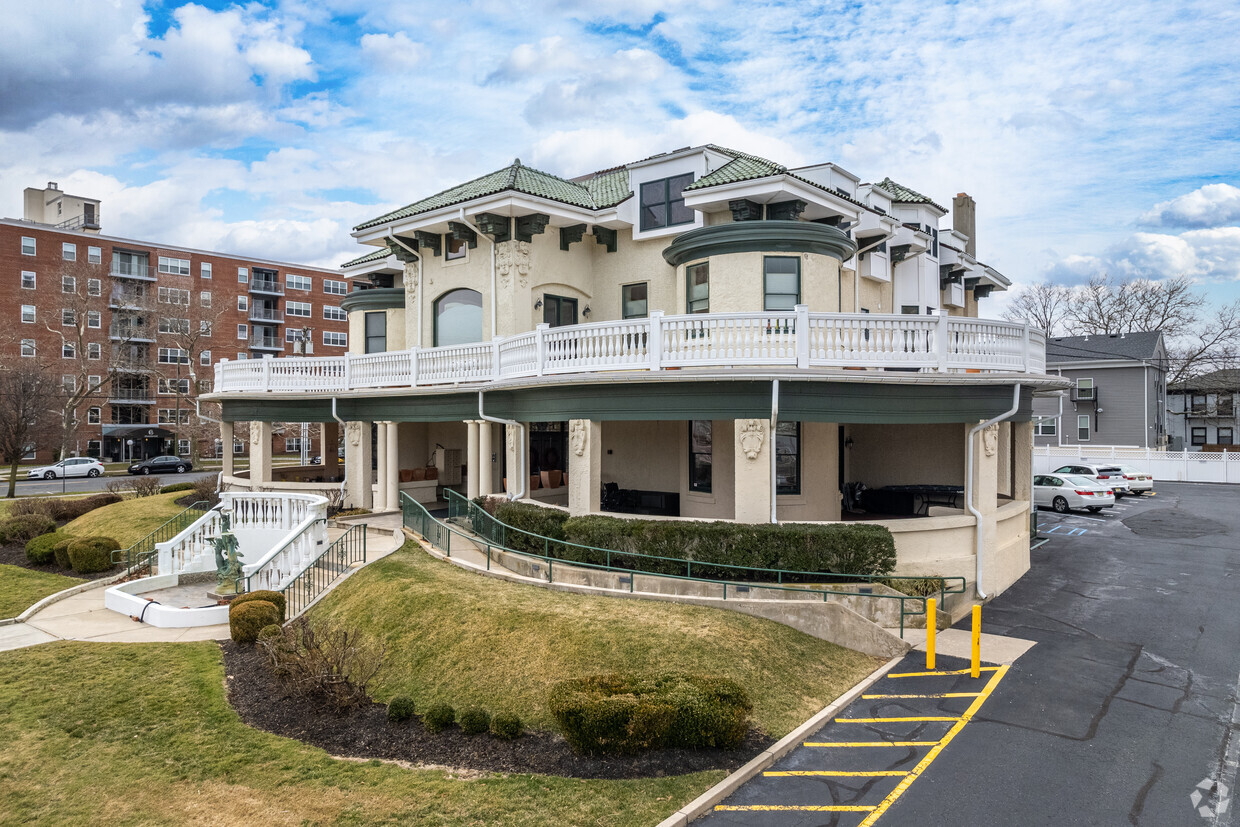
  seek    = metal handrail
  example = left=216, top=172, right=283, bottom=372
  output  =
left=280, top=523, right=367, bottom=617
left=405, top=492, right=935, bottom=637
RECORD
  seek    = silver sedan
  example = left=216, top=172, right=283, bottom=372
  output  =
left=1034, top=474, right=1116, bottom=513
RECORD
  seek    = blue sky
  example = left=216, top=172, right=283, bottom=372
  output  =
left=2, top=0, right=1238, bottom=315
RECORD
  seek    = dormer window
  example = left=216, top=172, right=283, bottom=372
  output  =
left=639, top=173, right=695, bottom=231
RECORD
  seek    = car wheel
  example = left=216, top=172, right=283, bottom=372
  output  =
left=176, top=465, right=187, bottom=473
left=1087, top=506, right=1102, bottom=513
left=1053, top=496, right=1069, bottom=513
left=43, top=470, right=56, bottom=480
left=87, top=469, right=100, bottom=478
left=142, top=467, right=151, bottom=475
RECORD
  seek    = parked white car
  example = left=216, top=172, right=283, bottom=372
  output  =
left=1051, top=463, right=1131, bottom=497
left=26, top=457, right=105, bottom=479
left=1117, top=465, right=1154, bottom=493
left=1035, top=474, right=1116, bottom=513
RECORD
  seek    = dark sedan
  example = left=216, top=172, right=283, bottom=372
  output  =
left=128, top=455, right=193, bottom=475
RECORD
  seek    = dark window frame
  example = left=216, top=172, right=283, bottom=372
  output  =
left=364, top=311, right=387, bottom=354
left=776, top=421, right=801, bottom=496
left=689, top=420, right=712, bottom=494
left=1219, top=428, right=1234, bottom=446
left=639, top=173, right=695, bottom=232
left=621, top=283, right=648, bottom=319
left=686, top=262, right=709, bottom=313
left=1191, top=427, right=1207, bottom=446
left=763, top=256, right=801, bottom=311
left=542, top=294, right=578, bottom=328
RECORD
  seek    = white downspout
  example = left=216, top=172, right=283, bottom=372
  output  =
left=479, top=391, right=524, bottom=501
left=458, top=208, right=497, bottom=340
left=852, top=230, right=894, bottom=313
left=770, top=379, right=780, bottom=524
left=967, top=383, right=1022, bottom=600
left=331, top=397, right=348, bottom=506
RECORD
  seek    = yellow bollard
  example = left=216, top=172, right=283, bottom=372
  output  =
left=926, top=597, right=937, bottom=670
left=970, top=605, right=981, bottom=678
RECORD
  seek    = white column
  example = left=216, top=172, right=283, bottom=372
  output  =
left=733, top=419, right=772, bottom=524
left=344, top=421, right=373, bottom=509
left=478, top=421, right=493, bottom=496
left=466, top=420, right=481, bottom=500
left=375, top=422, right=389, bottom=512
left=250, top=421, right=273, bottom=488
left=385, top=421, right=399, bottom=510
left=220, top=421, right=234, bottom=479
left=567, top=419, right=601, bottom=516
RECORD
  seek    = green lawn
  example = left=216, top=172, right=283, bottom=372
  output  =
left=61, top=492, right=191, bottom=548
left=0, top=643, right=721, bottom=826
left=314, top=542, right=883, bottom=736
left=0, top=564, right=83, bottom=619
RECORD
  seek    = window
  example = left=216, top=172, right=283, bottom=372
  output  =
left=324, top=279, right=347, bottom=296
left=88, top=342, right=101, bottom=360
left=285, top=327, right=301, bottom=343
left=87, top=278, right=101, bottom=296
left=200, top=320, right=212, bottom=334
left=159, top=317, right=190, bottom=334
left=287, top=274, right=312, bottom=291
left=158, top=378, right=190, bottom=395
left=763, top=256, right=801, bottom=310
left=238, top=267, right=248, bottom=283
left=237, top=324, right=247, bottom=340
left=88, top=246, right=101, bottom=264
left=1219, top=395, right=1235, bottom=417
left=901, top=305, right=921, bottom=315
left=21, top=237, right=35, bottom=256
left=234, top=440, right=245, bottom=455
left=62, top=308, right=75, bottom=326
left=445, top=235, right=467, bottom=260
left=1076, top=378, right=1096, bottom=401
left=201, top=262, right=212, bottom=279
left=237, top=295, right=248, bottom=312
left=63, top=341, right=76, bottom=358
left=775, top=421, right=801, bottom=495
left=543, top=295, right=578, bottom=327
left=639, top=173, right=694, bottom=231
left=62, top=375, right=76, bottom=394
left=1078, top=414, right=1091, bottom=442
left=87, top=440, right=102, bottom=458
left=287, top=301, right=311, bottom=318
left=158, top=409, right=192, bottom=425
left=158, top=256, right=190, bottom=275
left=687, top=262, right=709, bottom=313
left=1220, top=428, right=1234, bottom=446
left=433, top=289, right=483, bottom=347
left=1190, top=393, right=1207, bottom=414
left=323, top=305, right=345, bottom=321
left=237, top=352, right=247, bottom=360
left=622, top=283, right=648, bottom=319
left=87, top=310, right=101, bottom=328
left=364, top=312, right=386, bottom=353
left=87, top=407, right=101, bottom=425
left=21, top=305, right=35, bottom=323
left=177, top=439, right=191, bottom=456
left=1035, top=419, right=1057, bottom=436
left=21, top=339, right=35, bottom=357
left=1191, top=427, right=1207, bottom=446
left=200, top=291, right=212, bottom=308
left=689, top=420, right=712, bottom=493
left=157, top=347, right=189, bottom=364
left=285, top=437, right=302, bottom=453
left=198, top=379, right=211, bottom=393
left=87, top=375, right=101, bottom=391
left=201, top=350, right=212, bottom=366
left=323, top=331, right=347, bottom=347
left=62, top=274, right=75, bottom=293
left=158, top=286, right=190, bottom=305
left=62, top=242, right=76, bottom=261
left=21, top=271, right=35, bottom=289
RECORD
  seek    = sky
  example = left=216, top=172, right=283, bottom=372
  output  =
left=2, top=0, right=1238, bottom=317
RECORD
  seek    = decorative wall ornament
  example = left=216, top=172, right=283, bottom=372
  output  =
left=250, top=425, right=262, bottom=447
left=569, top=420, right=586, bottom=457
left=738, top=419, right=766, bottom=460
left=347, top=421, right=363, bottom=448
left=495, top=240, right=531, bottom=288
left=983, top=423, right=999, bottom=457
left=506, top=425, right=516, bottom=453
left=402, top=262, right=417, bottom=303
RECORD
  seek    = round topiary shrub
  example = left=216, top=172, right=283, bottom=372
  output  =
left=52, top=537, right=75, bottom=569
left=230, top=590, right=287, bottom=622
left=423, top=703, right=456, bottom=733
left=0, top=514, right=58, bottom=545
left=25, top=532, right=65, bottom=565
left=490, top=712, right=523, bottom=741
left=229, top=599, right=280, bottom=643
left=387, top=696, right=417, bottom=723
left=66, top=536, right=120, bottom=574
left=256, top=624, right=284, bottom=644
left=459, top=707, right=491, bottom=735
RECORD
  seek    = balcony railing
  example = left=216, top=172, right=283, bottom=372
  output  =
left=109, top=391, right=155, bottom=405
left=249, top=279, right=284, bottom=296
left=110, top=263, right=155, bottom=280
left=250, top=334, right=284, bottom=351
left=249, top=307, right=284, bottom=323
left=109, top=324, right=155, bottom=342
left=214, top=308, right=1049, bottom=396
left=109, top=288, right=147, bottom=308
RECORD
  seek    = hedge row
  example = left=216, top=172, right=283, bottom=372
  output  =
left=488, top=501, right=895, bottom=579
left=6, top=493, right=122, bottom=525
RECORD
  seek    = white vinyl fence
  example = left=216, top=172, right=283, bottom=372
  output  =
left=1034, top=445, right=1240, bottom=484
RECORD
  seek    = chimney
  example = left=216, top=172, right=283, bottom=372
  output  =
left=953, top=192, right=976, bottom=258
left=48, top=182, right=59, bottom=190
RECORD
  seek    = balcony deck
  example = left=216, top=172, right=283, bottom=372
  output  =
left=213, top=309, right=1049, bottom=396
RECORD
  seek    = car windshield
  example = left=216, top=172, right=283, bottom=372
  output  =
left=1098, top=467, right=1122, bottom=474
left=1064, top=475, right=1100, bottom=487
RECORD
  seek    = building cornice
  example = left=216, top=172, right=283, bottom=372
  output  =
left=662, top=220, right=858, bottom=267
left=340, top=287, right=405, bottom=313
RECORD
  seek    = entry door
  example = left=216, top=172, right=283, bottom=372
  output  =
left=543, top=295, right=578, bottom=327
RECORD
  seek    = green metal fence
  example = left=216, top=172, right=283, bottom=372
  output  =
left=405, top=492, right=944, bottom=638
left=111, top=500, right=213, bottom=576
left=280, top=523, right=367, bottom=618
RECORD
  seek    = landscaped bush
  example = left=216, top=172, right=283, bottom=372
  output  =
left=423, top=703, right=456, bottom=733
left=230, top=599, right=281, bottom=643
left=489, top=712, right=523, bottom=741
left=459, top=707, right=491, bottom=735
left=256, top=617, right=385, bottom=709
left=332, top=508, right=371, bottom=519
left=105, top=479, right=130, bottom=496
left=66, top=536, right=120, bottom=574
left=492, top=501, right=570, bottom=553
left=8, top=498, right=56, bottom=520
left=127, top=476, right=164, bottom=498
left=159, top=482, right=196, bottom=494
left=0, top=514, right=58, bottom=545
left=548, top=673, right=751, bottom=755
left=231, top=589, right=287, bottom=623
left=52, top=537, right=75, bottom=569
left=190, top=476, right=219, bottom=505
left=51, top=493, right=122, bottom=522
left=25, top=532, right=65, bottom=565
left=387, top=696, right=417, bottom=722
left=257, top=624, right=284, bottom=644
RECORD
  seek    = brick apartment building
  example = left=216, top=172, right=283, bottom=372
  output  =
left=3, top=182, right=350, bottom=463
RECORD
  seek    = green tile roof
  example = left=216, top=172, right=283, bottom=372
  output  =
left=340, top=247, right=394, bottom=269
left=583, top=168, right=632, bottom=208
left=878, top=178, right=947, bottom=212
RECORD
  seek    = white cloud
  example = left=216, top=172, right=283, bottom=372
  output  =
left=360, top=31, right=427, bottom=71
left=1139, top=184, right=1240, bottom=229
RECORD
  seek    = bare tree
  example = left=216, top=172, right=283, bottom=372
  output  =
left=1003, top=282, right=1074, bottom=333
left=0, top=361, right=59, bottom=497
left=151, top=291, right=226, bottom=463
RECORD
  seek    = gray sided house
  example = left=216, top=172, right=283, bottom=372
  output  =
left=1167, top=369, right=1240, bottom=451
left=1033, top=332, right=1168, bottom=448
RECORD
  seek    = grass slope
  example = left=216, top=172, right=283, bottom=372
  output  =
left=0, top=642, right=719, bottom=826
left=0, top=564, right=82, bottom=618
left=61, top=492, right=189, bottom=548
left=314, top=542, right=882, bottom=735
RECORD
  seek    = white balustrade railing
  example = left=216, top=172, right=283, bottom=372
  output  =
left=214, top=307, right=1049, bottom=394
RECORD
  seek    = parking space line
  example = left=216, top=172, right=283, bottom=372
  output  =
left=836, top=716, right=961, bottom=723
left=763, top=770, right=910, bottom=777
left=715, top=805, right=877, bottom=812
left=861, top=692, right=982, bottom=699
left=804, top=740, right=941, bottom=748
left=888, top=667, right=1000, bottom=678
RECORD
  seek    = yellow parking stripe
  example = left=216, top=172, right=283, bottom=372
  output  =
left=715, top=805, right=877, bottom=812
left=804, top=740, right=940, bottom=747
left=862, top=692, right=981, bottom=699
left=888, top=667, right=1001, bottom=678
left=837, top=716, right=961, bottom=723
left=764, top=770, right=909, bottom=777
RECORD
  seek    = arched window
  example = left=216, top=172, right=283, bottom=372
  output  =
left=433, top=288, right=483, bottom=347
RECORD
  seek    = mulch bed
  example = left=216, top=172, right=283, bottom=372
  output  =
left=221, top=640, right=773, bottom=779
left=0, top=542, right=118, bottom=581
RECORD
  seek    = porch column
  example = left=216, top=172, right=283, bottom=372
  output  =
left=344, top=421, right=373, bottom=509
left=385, top=421, right=399, bottom=510
left=733, top=419, right=772, bottom=524
left=375, top=422, right=389, bottom=511
left=478, top=421, right=493, bottom=496
left=504, top=423, right=528, bottom=497
left=1013, top=420, right=1034, bottom=502
left=466, top=420, right=480, bottom=500
left=321, top=421, right=340, bottom=481
left=568, top=419, right=601, bottom=516
left=249, top=421, right=273, bottom=488
left=220, top=420, right=234, bottom=479
left=968, top=422, right=1001, bottom=516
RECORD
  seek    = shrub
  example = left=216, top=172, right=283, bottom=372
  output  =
left=49, top=493, right=122, bottom=522
left=332, top=508, right=371, bottom=519
left=230, top=599, right=280, bottom=644
left=25, top=532, right=65, bottom=565
left=423, top=703, right=456, bottom=733
left=52, top=537, right=75, bottom=569
left=459, top=707, right=491, bottom=735
left=191, top=476, right=219, bottom=505
left=493, top=501, right=570, bottom=554
left=548, top=674, right=751, bottom=755
left=127, top=476, right=164, bottom=498
left=159, top=482, right=196, bottom=494
left=489, top=712, right=523, bottom=741
left=0, top=514, right=58, bottom=545
left=231, top=590, right=287, bottom=623
left=257, top=617, right=385, bottom=710
left=104, top=479, right=130, bottom=496
left=67, top=536, right=120, bottom=574
left=387, top=696, right=417, bottom=723
left=8, top=498, right=56, bottom=519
